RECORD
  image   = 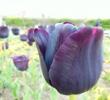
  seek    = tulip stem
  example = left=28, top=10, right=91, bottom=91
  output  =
left=3, top=39, right=7, bottom=50
left=69, top=95, right=77, bottom=100
left=2, top=39, right=8, bottom=69
left=3, top=39, right=8, bottom=56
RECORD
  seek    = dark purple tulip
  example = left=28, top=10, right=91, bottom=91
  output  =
left=20, top=34, right=28, bottom=41
left=63, top=21, right=74, bottom=25
left=27, top=28, right=35, bottom=42
left=12, top=55, right=29, bottom=71
left=34, top=23, right=103, bottom=95
left=2, top=41, right=9, bottom=50
left=0, top=26, right=9, bottom=38
left=38, top=25, right=46, bottom=29
left=12, top=27, right=20, bottom=35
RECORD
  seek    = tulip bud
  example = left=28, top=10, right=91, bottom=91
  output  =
left=12, top=55, right=29, bottom=71
left=27, top=28, right=35, bottom=42
left=0, top=26, right=9, bottom=38
left=20, top=34, right=28, bottom=41
left=12, top=27, right=20, bottom=35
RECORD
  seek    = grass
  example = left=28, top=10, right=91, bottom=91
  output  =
left=103, top=72, right=110, bottom=83
left=0, top=29, right=110, bottom=100
left=0, top=33, right=60, bottom=100
left=3, top=17, right=110, bottom=29
left=103, top=36, right=110, bottom=63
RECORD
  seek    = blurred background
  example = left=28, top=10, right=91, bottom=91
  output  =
left=0, top=0, right=110, bottom=100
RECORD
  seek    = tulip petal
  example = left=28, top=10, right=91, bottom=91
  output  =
left=34, top=28, right=49, bottom=56
left=37, top=46, right=52, bottom=84
left=58, top=23, right=77, bottom=47
left=34, top=28, right=53, bottom=84
left=45, top=23, right=63, bottom=70
left=27, top=28, right=35, bottom=42
left=49, top=27, right=103, bottom=95
left=45, top=23, right=77, bottom=71
left=46, top=25, right=55, bottom=34
left=63, top=22, right=74, bottom=25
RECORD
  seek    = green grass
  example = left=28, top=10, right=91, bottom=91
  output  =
left=103, top=36, right=110, bottom=63
left=0, top=34, right=60, bottom=100
left=3, top=17, right=110, bottom=29
left=103, top=72, right=110, bottom=83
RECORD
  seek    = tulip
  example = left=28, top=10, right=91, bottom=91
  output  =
left=12, top=55, right=29, bottom=71
left=0, top=26, right=9, bottom=38
left=38, top=25, right=46, bottom=29
left=11, top=27, right=20, bottom=35
left=27, top=28, right=35, bottom=42
left=63, top=21, right=74, bottom=25
left=20, top=34, right=28, bottom=41
left=34, top=22, right=103, bottom=95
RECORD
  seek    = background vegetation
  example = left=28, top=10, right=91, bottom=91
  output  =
left=3, top=17, right=110, bottom=29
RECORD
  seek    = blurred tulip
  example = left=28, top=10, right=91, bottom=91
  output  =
left=34, top=22, right=103, bottom=95
left=38, top=25, right=46, bottom=29
left=20, top=34, right=28, bottom=41
left=63, top=21, right=74, bottom=25
left=12, top=55, right=29, bottom=71
left=11, top=27, right=20, bottom=35
left=27, top=28, right=35, bottom=42
left=0, top=26, right=9, bottom=38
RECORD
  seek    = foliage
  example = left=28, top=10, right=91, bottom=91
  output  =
left=3, top=17, right=110, bottom=29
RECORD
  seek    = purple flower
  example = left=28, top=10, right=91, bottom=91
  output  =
left=38, top=25, right=46, bottom=29
left=0, top=26, right=9, bottom=38
left=20, top=34, right=28, bottom=41
left=11, top=27, right=20, bottom=35
left=27, top=28, right=35, bottom=42
left=34, top=23, right=103, bottom=95
left=63, top=21, right=74, bottom=25
left=12, top=55, right=29, bottom=71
